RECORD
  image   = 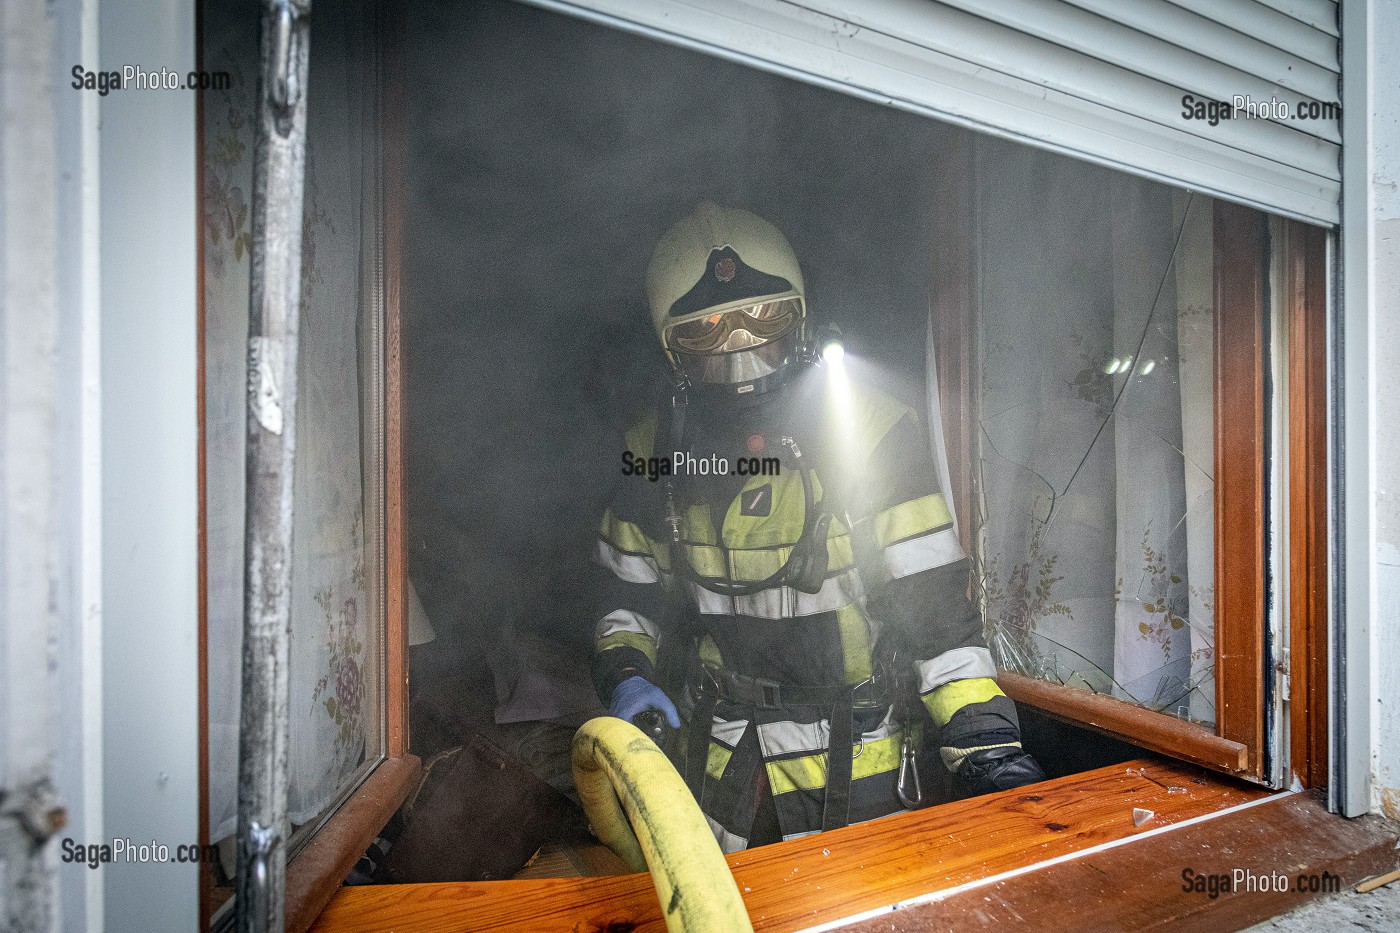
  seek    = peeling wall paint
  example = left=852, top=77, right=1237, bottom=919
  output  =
left=1, top=0, right=60, bottom=926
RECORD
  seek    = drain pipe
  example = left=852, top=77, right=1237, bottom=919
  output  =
left=236, top=2, right=311, bottom=931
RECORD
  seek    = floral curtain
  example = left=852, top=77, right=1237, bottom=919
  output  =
left=968, top=138, right=1216, bottom=725
left=203, top=1, right=380, bottom=844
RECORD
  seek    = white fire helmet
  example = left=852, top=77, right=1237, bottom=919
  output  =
left=646, top=201, right=807, bottom=393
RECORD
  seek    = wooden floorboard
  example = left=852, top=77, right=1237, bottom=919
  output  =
left=311, top=757, right=1269, bottom=932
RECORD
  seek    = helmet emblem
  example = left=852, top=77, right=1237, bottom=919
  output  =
left=714, top=256, right=737, bottom=283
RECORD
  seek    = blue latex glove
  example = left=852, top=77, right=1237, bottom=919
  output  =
left=609, top=675, right=681, bottom=729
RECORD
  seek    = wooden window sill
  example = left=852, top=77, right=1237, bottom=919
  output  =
left=998, top=670, right=1250, bottom=775
left=286, top=754, right=422, bottom=933
left=301, top=756, right=1400, bottom=933
left=841, top=788, right=1399, bottom=932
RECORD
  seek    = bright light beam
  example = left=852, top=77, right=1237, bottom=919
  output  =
left=823, top=345, right=862, bottom=507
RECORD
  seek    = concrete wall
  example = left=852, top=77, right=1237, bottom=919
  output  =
left=1374, top=0, right=1400, bottom=822
left=2, top=1, right=62, bottom=927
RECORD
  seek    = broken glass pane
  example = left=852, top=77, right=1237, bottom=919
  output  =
left=971, top=141, right=1216, bottom=727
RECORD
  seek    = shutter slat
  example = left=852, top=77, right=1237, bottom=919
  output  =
left=1067, top=0, right=1337, bottom=76
left=940, top=0, right=1337, bottom=141
left=1166, top=0, right=1338, bottom=48
left=800, top=0, right=1340, bottom=161
left=1251, top=0, right=1339, bottom=36
left=527, top=0, right=1342, bottom=224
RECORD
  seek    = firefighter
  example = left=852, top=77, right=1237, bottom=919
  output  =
left=592, top=201, right=1044, bottom=852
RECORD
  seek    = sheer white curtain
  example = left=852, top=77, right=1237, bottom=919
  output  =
left=1173, top=195, right=1217, bottom=724
left=203, top=2, right=380, bottom=844
left=967, top=139, right=1216, bottom=724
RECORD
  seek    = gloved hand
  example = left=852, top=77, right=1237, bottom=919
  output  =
left=608, top=675, right=681, bottom=729
left=959, top=746, right=1046, bottom=796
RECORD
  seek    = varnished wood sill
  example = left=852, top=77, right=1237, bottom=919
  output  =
left=842, top=788, right=1398, bottom=932
left=287, top=755, right=422, bottom=933
left=999, top=671, right=1251, bottom=774
left=305, top=756, right=1400, bottom=933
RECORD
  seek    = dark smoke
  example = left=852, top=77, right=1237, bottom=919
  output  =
left=402, top=0, right=953, bottom=685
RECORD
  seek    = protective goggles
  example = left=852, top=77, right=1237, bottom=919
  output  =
left=665, top=296, right=803, bottom=354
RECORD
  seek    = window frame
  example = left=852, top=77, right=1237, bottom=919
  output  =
left=930, top=132, right=1330, bottom=787
left=196, top=7, right=420, bottom=931
left=281, top=15, right=420, bottom=923
left=190, top=4, right=1340, bottom=929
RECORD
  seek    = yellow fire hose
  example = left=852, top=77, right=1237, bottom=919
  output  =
left=572, top=717, right=755, bottom=933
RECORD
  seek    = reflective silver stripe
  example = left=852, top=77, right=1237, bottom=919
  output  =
left=781, top=829, right=821, bottom=842
left=709, top=716, right=749, bottom=748
left=596, top=538, right=662, bottom=584
left=757, top=719, right=828, bottom=759
left=705, top=814, right=749, bottom=855
left=595, top=608, right=659, bottom=642
left=756, top=709, right=899, bottom=759
left=881, top=525, right=965, bottom=579
left=917, top=646, right=997, bottom=694
left=685, top=567, right=865, bottom=619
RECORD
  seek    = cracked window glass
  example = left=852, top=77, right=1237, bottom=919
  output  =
left=971, top=141, right=1217, bottom=727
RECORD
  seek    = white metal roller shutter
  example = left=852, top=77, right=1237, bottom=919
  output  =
left=525, top=0, right=1341, bottom=225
